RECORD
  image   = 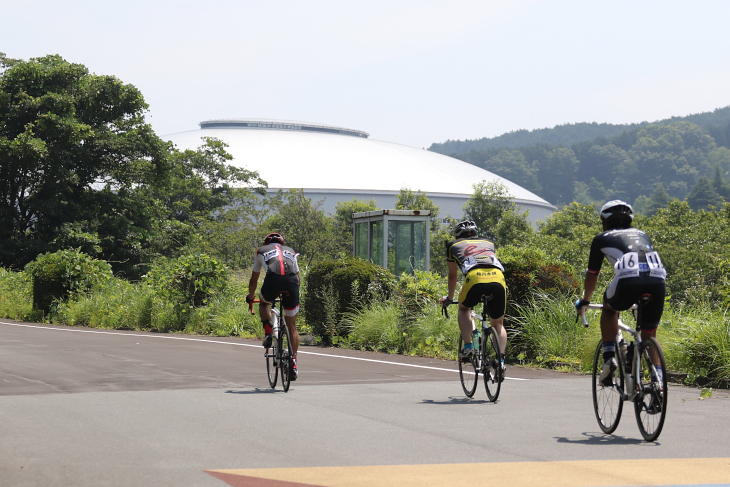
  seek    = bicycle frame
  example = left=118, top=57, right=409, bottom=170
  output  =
left=444, top=295, right=496, bottom=373
left=581, top=302, right=653, bottom=401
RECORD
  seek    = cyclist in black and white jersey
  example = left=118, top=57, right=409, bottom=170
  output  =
left=575, top=200, right=666, bottom=385
left=246, top=232, right=301, bottom=379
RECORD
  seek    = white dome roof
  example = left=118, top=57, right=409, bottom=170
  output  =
left=162, top=119, right=556, bottom=222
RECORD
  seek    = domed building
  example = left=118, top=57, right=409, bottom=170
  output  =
left=162, top=119, right=556, bottom=223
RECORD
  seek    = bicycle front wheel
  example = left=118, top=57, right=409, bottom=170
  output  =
left=280, top=322, right=293, bottom=392
left=482, top=327, right=502, bottom=402
left=592, top=340, right=624, bottom=434
left=634, top=337, right=668, bottom=442
left=458, top=335, right=479, bottom=397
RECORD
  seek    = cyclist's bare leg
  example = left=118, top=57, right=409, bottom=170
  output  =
left=489, top=315, right=507, bottom=355
left=284, top=314, right=299, bottom=357
left=258, top=297, right=272, bottom=325
left=641, top=327, right=661, bottom=367
left=599, top=303, right=620, bottom=343
left=457, top=304, right=474, bottom=344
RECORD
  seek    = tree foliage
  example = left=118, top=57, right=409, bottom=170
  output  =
left=0, top=55, right=171, bottom=269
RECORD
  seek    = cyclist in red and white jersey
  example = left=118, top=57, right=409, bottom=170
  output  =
left=247, top=233, right=301, bottom=379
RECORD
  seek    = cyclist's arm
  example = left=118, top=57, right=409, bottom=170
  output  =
left=447, top=261, right=459, bottom=301
left=248, top=271, right=260, bottom=300
left=583, top=270, right=599, bottom=302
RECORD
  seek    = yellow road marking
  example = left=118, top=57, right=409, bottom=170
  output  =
left=210, top=457, right=730, bottom=487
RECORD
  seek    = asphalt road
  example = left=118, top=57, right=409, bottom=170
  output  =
left=1, top=319, right=729, bottom=487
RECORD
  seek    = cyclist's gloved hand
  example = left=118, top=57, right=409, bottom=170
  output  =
left=575, top=299, right=590, bottom=313
left=441, top=296, right=453, bottom=306
left=245, top=294, right=254, bottom=304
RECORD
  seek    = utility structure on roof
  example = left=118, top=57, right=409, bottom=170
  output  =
left=162, top=119, right=557, bottom=222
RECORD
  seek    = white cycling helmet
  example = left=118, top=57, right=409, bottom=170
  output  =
left=600, top=200, right=634, bottom=222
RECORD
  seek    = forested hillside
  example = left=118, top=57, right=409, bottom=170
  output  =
left=430, top=106, right=730, bottom=155
left=429, top=107, right=730, bottom=211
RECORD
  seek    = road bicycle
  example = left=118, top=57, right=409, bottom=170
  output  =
left=249, top=297, right=293, bottom=392
left=579, top=295, right=668, bottom=441
left=443, top=294, right=503, bottom=402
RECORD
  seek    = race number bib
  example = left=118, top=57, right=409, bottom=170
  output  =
left=643, top=251, right=666, bottom=279
left=615, top=251, right=666, bottom=280
left=461, top=256, right=478, bottom=274
left=614, top=252, right=640, bottom=279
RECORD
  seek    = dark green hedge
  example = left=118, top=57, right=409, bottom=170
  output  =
left=25, top=249, right=113, bottom=314
left=304, top=257, right=396, bottom=343
left=499, top=246, right=580, bottom=315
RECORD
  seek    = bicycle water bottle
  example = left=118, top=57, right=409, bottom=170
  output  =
left=472, top=328, right=480, bottom=352
left=618, top=339, right=628, bottom=364
left=272, top=315, right=280, bottom=336
left=625, top=342, right=635, bottom=397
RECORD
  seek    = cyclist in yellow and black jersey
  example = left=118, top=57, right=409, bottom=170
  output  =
left=442, top=221, right=507, bottom=379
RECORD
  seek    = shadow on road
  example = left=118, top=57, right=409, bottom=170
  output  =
left=555, top=432, right=656, bottom=446
left=420, top=397, right=495, bottom=405
left=225, top=388, right=285, bottom=395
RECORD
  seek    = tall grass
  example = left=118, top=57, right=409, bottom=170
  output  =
left=662, top=303, right=730, bottom=385
left=0, top=268, right=36, bottom=321
left=509, top=292, right=600, bottom=370
left=342, top=301, right=403, bottom=353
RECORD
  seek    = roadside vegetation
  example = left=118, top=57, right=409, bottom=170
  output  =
left=2, top=53, right=730, bottom=388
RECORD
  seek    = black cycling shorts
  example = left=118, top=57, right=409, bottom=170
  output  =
left=459, top=268, right=506, bottom=319
left=260, top=274, right=300, bottom=311
left=604, top=276, right=665, bottom=330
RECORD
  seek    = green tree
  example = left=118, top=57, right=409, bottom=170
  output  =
left=686, top=176, right=722, bottom=210
left=462, top=180, right=532, bottom=247
left=155, top=137, right=265, bottom=226
left=538, top=147, right=579, bottom=205
left=332, top=197, right=378, bottom=256
left=481, top=149, right=539, bottom=193
left=264, top=190, right=338, bottom=267
left=0, top=55, right=168, bottom=270
left=645, top=184, right=671, bottom=216
left=394, top=188, right=440, bottom=232
left=629, top=122, right=716, bottom=199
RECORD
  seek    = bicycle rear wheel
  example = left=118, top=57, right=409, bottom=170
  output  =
left=265, top=334, right=278, bottom=388
left=458, top=335, right=479, bottom=397
left=592, top=340, right=624, bottom=434
left=482, top=327, right=501, bottom=402
left=280, top=322, right=293, bottom=392
left=634, top=337, right=668, bottom=442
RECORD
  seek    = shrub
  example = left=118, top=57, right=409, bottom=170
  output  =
left=0, top=268, right=35, bottom=320
left=397, top=269, right=448, bottom=316
left=499, top=246, right=579, bottom=318
left=304, top=257, right=396, bottom=343
left=146, top=253, right=228, bottom=308
left=25, top=249, right=112, bottom=314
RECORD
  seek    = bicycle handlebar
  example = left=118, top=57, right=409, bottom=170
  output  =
left=578, top=302, right=638, bottom=328
left=248, top=297, right=283, bottom=315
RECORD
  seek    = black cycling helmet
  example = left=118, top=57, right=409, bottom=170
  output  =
left=454, top=220, right=478, bottom=239
left=263, top=232, right=284, bottom=245
left=600, top=200, right=633, bottom=228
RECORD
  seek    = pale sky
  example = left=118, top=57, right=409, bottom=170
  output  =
left=3, top=0, right=730, bottom=149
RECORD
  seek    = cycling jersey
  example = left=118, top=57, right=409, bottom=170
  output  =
left=587, top=228, right=666, bottom=280
left=588, top=228, right=666, bottom=329
left=252, top=243, right=299, bottom=276
left=446, top=238, right=504, bottom=275
left=253, top=243, right=300, bottom=311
